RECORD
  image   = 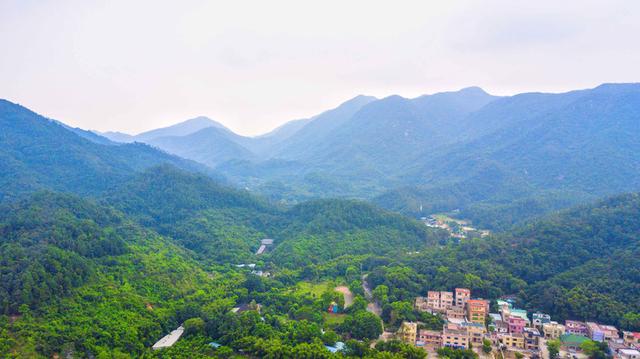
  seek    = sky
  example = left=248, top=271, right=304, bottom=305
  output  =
left=1, top=0, right=640, bottom=136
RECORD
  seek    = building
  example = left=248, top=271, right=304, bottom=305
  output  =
left=427, top=291, right=454, bottom=312
left=461, top=322, right=486, bottom=344
left=508, top=309, right=531, bottom=325
left=152, top=326, right=185, bottom=350
left=418, top=329, right=442, bottom=347
left=443, top=323, right=470, bottom=349
left=620, top=349, right=640, bottom=359
left=508, top=317, right=527, bottom=334
left=499, top=333, right=525, bottom=349
left=467, top=299, right=489, bottom=324
left=415, top=296, right=429, bottom=312
left=532, top=312, right=551, bottom=329
left=447, top=306, right=466, bottom=321
left=560, top=333, right=589, bottom=352
left=587, top=322, right=619, bottom=342
left=398, top=322, right=418, bottom=345
left=542, top=321, right=566, bottom=339
left=623, top=331, right=640, bottom=347
left=523, top=327, right=541, bottom=351
left=565, top=320, right=589, bottom=336
left=455, top=288, right=471, bottom=308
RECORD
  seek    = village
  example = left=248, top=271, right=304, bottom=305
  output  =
left=387, top=288, right=640, bottom=359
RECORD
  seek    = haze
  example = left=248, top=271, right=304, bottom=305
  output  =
left=1, top=0, right=639, bottom=136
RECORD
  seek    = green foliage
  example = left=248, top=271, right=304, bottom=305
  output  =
left=437, top=346, right=478, bottom=359
left=547, top=339, right=561, bottom=359
left=340, top=310, right=383, bottom=340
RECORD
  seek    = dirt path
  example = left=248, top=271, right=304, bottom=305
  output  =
left=335, top=286, right=353, bottom=308
left=362, top=275, right=382, bottom=316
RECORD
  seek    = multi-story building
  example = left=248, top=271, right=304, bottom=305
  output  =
left=532, top=312, right=551, bottom=329
left=586, top=322, right=619, bottom=342
left=467, top=299, right=489, bottom=324
left=508, top=309, right=531, bottom=326
left=565, top=320, right=589, bottom=336
left=398, top=322, right=418, bottom=345
left=620, top=349, right=640, bottom=359
left=523, top=327, right=541, bottom=351
left=461, top=322, right=486, bottom=344
left=455, top=288, right=471, bottom=308
left=542, top=321, right=566, bottom=339
left=508, top=317, right=527, bottom=334
left=415, top=296, right=429, bottom=312
left=427, top=291, right=454, bottom=312
left=623, top=331, right=640, bottom=347
left=499, top=333, right=525, bottom=349
left=443, top=323, right=470, bottom=349
left=418, top=329, right=442, bottom=347
left=447, top=307, right=466, bottom=322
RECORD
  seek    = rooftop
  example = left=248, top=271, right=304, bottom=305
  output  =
left=152, top=326, right=185, bottom=350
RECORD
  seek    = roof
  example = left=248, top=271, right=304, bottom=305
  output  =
left=510, top=309, right=530, bottom=322
left=152, top=326, right=185, bottom=350
left=325, top=342, right=345, bottom=353
left=620, top=349, right=640, bottom=355
left=560, top=334, right=590, bottom=345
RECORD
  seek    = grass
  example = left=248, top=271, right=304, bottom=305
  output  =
left=323, top=312, right=346, bottom=326
left=293, top=281, right=332, bottom=298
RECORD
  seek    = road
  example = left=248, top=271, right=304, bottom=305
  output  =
left=335, top=286, right=353, bottom=308
left=362, top=274, right=382, bottom=316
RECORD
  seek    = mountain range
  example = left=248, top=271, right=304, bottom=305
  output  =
left=86, top=83, right=640, bottom=229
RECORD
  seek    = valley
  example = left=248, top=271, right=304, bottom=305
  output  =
left=0, top=84, right=639, bottom=358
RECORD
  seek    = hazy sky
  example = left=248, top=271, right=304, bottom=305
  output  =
left=2, top=0, right=640, bottom=136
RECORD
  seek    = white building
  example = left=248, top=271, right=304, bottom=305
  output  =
left=152, top=326, right=184, bottom=350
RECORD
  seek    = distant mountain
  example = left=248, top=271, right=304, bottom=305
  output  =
left=52, top=120, right=117, bottom=145
left=135, top=116, right=226, bottom=142
left=145, top=126, right=256, bottom=167
left=267, top=95, right=378, bottom=159
left=98, top=131, right=135, bottom=143
left=100, top=116, right=226, bottom=143
left=377, top=83, right=640, bottom=229
left=220, top=88, right=499, bottom=198
left=0, top=99, right=214, bottom=200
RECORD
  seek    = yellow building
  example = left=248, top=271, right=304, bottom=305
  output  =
left=499, top=333, right=525, bottom=349
left=443, top=323, right=470, bottom=349
left=543, top=321, right=566, bottom=339
left=398, top=322, right=418, bottom=345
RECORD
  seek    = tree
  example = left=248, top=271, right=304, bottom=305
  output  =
left=341, top=311, right=383, bottom=340
left=580, top=340, right=608, bottom=359
left=373, top=285, right=389, bottom=304
left=547, top=339, right=561, bottom=359
left=183, top=317, right=205, bottom=336
left=482, top=338, right=492, bottom=354
left=514, top=352, right=524, bottom=359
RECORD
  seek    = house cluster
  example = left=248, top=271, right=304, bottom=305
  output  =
left=402, top=290, right=640, bottom=359
left=405, top=288, right=490, bottom=350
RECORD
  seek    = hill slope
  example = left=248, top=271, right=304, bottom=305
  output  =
left=0, top=99, right=214, bottom=201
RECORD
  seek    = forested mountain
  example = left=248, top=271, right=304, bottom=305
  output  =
left=103, top=165, right=442, bottom=265
left=378, top=83, right=640, bottom=229
left=145, top=127, right=256, bottom=167
left=0, top=99, right=214, bottom=201
left=366, top=192, right=640, bottom=331
left=0, top=192, right=243, bottom=357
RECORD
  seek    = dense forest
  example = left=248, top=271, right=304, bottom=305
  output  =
left=1, top=95, right=640, bottom=357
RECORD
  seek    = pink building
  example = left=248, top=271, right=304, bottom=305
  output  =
left=508, top=317, right=527, bottom=334
left=565, top=320, right=588, bottom=336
